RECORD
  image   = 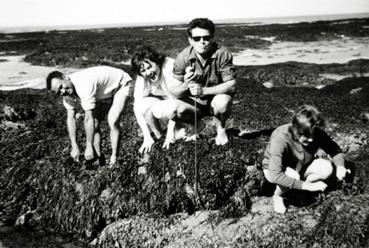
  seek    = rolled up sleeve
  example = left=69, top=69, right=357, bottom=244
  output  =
left=172, top=52, right=186, bottom=82
left=219, top=50, right=237, bottom=83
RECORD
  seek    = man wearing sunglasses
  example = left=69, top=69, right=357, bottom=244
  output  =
left=262, top=105, right=349, bottom=214
left=46, top=66, right=132, bottom=166
left=168, top=18, right=237, bottom=145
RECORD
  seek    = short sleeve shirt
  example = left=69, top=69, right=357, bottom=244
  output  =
left=63, top=66, right=132, bottom=111
left=172, top=43, right=236, bottom=88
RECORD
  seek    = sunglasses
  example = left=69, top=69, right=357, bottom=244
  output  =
left=191, top=35, right=212, bottom=42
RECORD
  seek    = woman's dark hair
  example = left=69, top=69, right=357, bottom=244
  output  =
left=291, top=105, right=325, bottom=138
left=131, top=46, right=166, bottom=75
left=187, top=18, right=215, bottom=37
left=46, top=70, right=64, bottom=90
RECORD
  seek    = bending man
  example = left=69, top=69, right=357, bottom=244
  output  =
left=46, top=66, right=132, bottom=166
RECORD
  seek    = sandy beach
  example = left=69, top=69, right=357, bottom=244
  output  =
left=0, top=55, right=77, bottom=91
left=1, top=35, right=368, bottom=91
left=233, top=36, right=369, bottom=65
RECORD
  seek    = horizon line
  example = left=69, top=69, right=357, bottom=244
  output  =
left=1, top=12, right=368, bottom=33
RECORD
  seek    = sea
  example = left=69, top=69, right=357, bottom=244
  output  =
left=0, top=12, right=368, bottom=34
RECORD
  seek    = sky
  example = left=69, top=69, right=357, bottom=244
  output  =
left=1, top=0, right=369, bottom=28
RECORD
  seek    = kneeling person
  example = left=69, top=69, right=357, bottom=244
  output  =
left=46, top=66, right=132, bottom=166
left=262, top=105, right=349, bottom=214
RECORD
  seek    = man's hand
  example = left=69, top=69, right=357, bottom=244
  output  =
left=336, top=166, right=349, bottom=181
left=84, top=145, right=94, bottom=161
left=302, top=181, right=328, bottom=192
left=184, top=66, right=197, bottom=85
left=70, top=146, right=81, bottom=162
left=139, top=137, right=155, bottom=154
left=188, top=83, right=203, bottom=97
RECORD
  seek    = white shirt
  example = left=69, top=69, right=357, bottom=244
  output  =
left=63, top=66, right=132, bottom=111
left=133, top=57, right=175, bottom=100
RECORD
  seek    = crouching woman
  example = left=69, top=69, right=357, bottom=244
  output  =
left=262, top=105, right=349, bottom=214
left=131, top=46, right=181, bottom=154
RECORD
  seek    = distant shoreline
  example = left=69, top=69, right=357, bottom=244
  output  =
left=1, top=12, right=368, bottom=34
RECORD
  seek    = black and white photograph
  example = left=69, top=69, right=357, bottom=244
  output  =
left=1, top=0, right=369, bottom=247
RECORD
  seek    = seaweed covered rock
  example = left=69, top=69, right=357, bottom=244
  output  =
left=0, top=88, right=266, bottom=240
left=1, top=74, right=369, bottom=247
left=1, top=105, right=37, bottom=122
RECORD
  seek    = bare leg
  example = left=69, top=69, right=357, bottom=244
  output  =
left=93, top=103, right=110, bottom=162
left=210, top=94, right=233, bottom=145
left=108, top=88, right=129, bottom=165
left=93, top=120, right=102, bottom=157
left=264, top=168, right=300, bottom=214
left=141, top=98, right=164, bottom=139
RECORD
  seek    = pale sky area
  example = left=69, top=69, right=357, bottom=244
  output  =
left=0, top=0, right=368, bottom=28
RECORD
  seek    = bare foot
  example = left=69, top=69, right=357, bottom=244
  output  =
left=109, top=155, right=117, bottom=167
left=215, top=128, right=228, bottom=145
left=273, top=195, right=287, bottom=214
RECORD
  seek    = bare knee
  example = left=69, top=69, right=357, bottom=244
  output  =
left=263, top=169, right=272, bottom=183
left=303, top=158, right=333, bottom=182
left=108, top=113, right=121, bottom=129
left=134, top=99, right=153, bottom=116
left=285, top=167, right=300, bottom=180
left=151, top=100, right=177, bottom=120
left=314, top=159, right=333, bottom=179
left=211, top=94, right=232, bottom=114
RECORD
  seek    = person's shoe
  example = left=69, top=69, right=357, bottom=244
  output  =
left=273, top=195, right=287, bottom=214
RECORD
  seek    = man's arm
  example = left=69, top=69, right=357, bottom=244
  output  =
left=66, top=109, right=80, bottom=161
left=167, top=50, right=191, bottom=98
left=317, top=128, right=347, bottom=180
left=267, top=136, right=304, bottom=190
left=201, top=78, right=237, bottom=96
left=84, top=109, right=95, bottom=160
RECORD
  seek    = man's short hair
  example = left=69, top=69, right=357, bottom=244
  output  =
left=131, top=46, right=166, bottom=75
left=46, top=70, right=64, bottom=90
left=187, top=18, right=215, bottom=37
left=292, top=105, right=325, bottom=136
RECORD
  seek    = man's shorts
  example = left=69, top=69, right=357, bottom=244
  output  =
left=178, top=93, right=233, bottom=118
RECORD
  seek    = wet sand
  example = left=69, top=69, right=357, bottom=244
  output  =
left=0, top=55, right=77, bottom=91
left=233, top=36, right=369, bottom=65
left=1, top=36, right=368, bottom=91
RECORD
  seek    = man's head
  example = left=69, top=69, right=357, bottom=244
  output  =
left=46, top=70, right=75, bottom=96
left=131, top=46, right=166, bottom=83
left=187, top=18, right=215, bottom=56
left=291, top=105, right=325, bottom=146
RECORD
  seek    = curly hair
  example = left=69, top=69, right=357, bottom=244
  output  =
left=187, top=18, right=215, bottom=37
left=131, top=46, right=166, bottom=75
